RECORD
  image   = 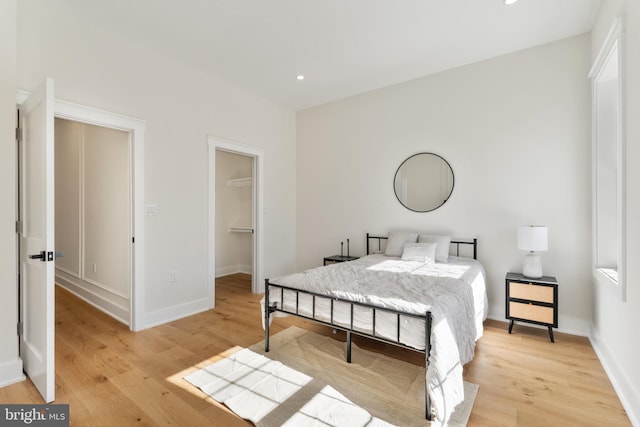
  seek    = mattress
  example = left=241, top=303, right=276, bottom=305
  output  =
left=264, top=254, right=487, bottom=424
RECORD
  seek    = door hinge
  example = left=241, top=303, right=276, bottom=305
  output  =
left=17, top=322, right=23, bottom=336
left=15, top=220, right=22, bottom=234
left=16, top=127, right=22, bottom=142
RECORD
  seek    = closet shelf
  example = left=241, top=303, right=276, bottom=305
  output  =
left=228, top=226, right=253, bottom=233
left=227, top=177, right=252, bottom=187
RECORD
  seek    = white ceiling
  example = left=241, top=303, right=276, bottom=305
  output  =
left=56, top=0, right=602, bottom=110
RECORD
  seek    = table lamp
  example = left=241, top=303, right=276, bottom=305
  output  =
left=517, top=225, right=548, bottom=278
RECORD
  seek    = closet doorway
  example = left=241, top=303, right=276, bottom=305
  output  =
left=208, top=137, right=263, bottom=305
left=215, top=150, right=253, bottom=279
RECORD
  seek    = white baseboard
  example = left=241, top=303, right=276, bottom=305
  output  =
left=486, top=311, right=590, bottom=337
left=56, top=272, right=129, bottom=326
left=0, top=358, right=25, bottom=388
left=590, top=326, right=640, bottom=427
left=60, top=273, right=212, bottom=331
left=487, top=315, right=639, bottom=425
left=216, top=264, right=252, bottom=278
left=142, top=297, right=212, bottom=330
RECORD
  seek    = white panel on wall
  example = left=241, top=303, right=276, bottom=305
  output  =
left=82, top=124, right=131, bottom=297
left=54, top=118, right=81, bottom=276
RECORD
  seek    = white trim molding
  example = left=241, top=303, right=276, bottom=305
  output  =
left=590, top=326, right=640, bottom=426
left=55, top=271, right=130, bottom=326
left=208, top=136, right=265, bottom=304
left=0, top=358, right=25, bottom=388
left=215, top=264, right=253, bottom=278
left=589, top=15, right=627, bottom=303
left=142, top=297, right=211, bottom=330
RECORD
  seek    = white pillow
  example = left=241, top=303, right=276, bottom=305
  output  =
left=401, top=243, right=437, bottom=263
left=384, top=231, right=418, bottom=257
left=418, top=234, right=451, bottom=263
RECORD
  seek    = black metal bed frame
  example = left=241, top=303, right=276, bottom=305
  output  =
left=264, top=233, right=478, bottom=421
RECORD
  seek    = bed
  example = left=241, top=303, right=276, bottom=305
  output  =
left=262, top=232, right=487, bottom=424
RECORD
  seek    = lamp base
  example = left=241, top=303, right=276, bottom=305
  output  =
left=522, top=252, right=543, bottom=278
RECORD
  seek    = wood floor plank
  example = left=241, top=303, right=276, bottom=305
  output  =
left=0, top=275, right=630, bottom=426
left=109, top=366, right=234, bottom=427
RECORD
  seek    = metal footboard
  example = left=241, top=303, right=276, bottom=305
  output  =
left=264, top=279, right=434, bottom=420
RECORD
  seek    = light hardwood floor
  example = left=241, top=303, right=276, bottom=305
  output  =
left=0, top=274, right=630, bottom=426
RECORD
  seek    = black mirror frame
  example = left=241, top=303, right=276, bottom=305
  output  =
left=393, top=152, right=454, bottom=213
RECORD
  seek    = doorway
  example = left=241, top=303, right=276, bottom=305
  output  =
left=54, top=118, right=132, bottom=325
left=208, top=137, right=264, bottom=306
left=215, top=150, right=253, bottom=286
left=15, top=83, right=145, bottom=403
left=16, top=90, right=147, bottom=330
left=54, top=101, right=146, bottom=330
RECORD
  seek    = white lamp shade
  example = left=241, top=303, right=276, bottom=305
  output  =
left=517, top=225, right=548, bottom=252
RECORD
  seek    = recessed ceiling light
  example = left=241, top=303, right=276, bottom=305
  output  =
left=296, top=75, right=305, bottom=80
left=504, top=0, right=518, bottom=5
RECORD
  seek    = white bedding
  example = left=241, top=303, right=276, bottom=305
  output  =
left=264, top=254, right=487, bottom=425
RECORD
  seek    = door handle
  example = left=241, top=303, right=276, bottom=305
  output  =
left=29, top=251, right=46, bottom=261
left=29, top=251, right=54, bottom=262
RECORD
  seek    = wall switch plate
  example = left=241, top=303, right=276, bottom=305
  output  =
left=145, top=204, right=158, bottom=216
left=169, top=270, right=177, bottom=283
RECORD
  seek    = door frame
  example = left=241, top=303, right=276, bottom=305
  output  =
left=208, top=136, right=264, bottom=302
left=17, top=91, right=146, bottom=331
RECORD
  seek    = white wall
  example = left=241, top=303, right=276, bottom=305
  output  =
left=215, top=150, right=253, bottom=277
left=296, top=34, right=592, bottom=335
left=590, top=1, right=640, bottom=425
left=55, top=118, right=132, bottom=324
left=0, top=0, right=22, bottom=387
left=16, top=1, right=297, bottom=328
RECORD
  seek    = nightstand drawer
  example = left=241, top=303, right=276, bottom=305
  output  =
left=508, top=282, right=554, bottom=303
left=509, top=301, right=554, bottom=324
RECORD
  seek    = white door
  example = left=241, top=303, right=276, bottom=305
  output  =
left=18, top=78, right=55, bottom=403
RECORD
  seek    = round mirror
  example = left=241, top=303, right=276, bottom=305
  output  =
left=393, top=153, right=454, bottom=212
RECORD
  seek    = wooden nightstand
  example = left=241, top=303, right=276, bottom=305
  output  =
left=323, top=255, right=359, bottom=266
left=505, top=272, right=558, bottom=342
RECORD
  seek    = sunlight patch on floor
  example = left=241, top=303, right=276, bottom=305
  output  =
left=165, top=345, right=244, bottom=401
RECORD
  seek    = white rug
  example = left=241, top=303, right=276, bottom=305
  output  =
left=184, top=348, right=394, bottom=427
left=185, top=327, right=478, bottom=426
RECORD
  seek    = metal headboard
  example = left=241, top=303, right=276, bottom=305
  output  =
left=366, top=233, right=478, bottom=260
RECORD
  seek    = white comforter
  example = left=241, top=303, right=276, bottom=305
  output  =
left=265, top=254, right=487, bottom=425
